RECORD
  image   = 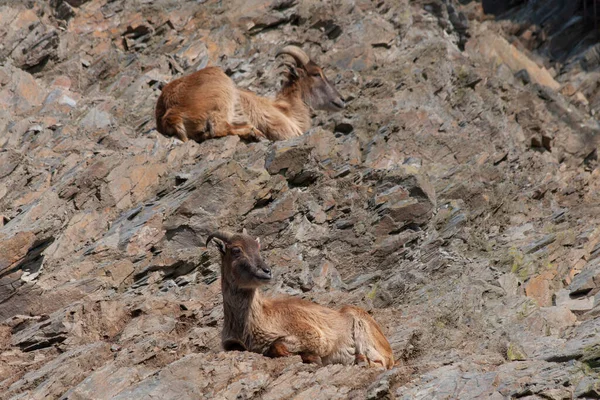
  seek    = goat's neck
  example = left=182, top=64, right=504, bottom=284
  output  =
left=275, top=81, right=311, bottom=132
left=221, top=279, right=264, bottom=344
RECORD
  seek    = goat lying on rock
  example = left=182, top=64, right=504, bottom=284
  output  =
left=206, top=229, right=394, bottom=369
left=155, top=46, right=345, bottom=143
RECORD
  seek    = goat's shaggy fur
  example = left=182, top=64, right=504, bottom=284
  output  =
left=155, top=46, right=344, bottom=143
left=206, top=230, right=394, bottom=369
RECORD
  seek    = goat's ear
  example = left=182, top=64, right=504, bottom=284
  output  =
left=242, top=228, right=248, bottom=235
left=208, top=238, right=226, bottom=255
left=286, top=65, right=300, bottom=80
left=216, top=240, right=226, bottom=255
left=256, top=237, right=260, bottom=249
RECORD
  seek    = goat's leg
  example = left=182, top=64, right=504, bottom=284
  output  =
left=299, top=351, right=323, bottom=365
left=265, top=337, right=323, bottom=365
left=264, top=338, right=292, bottom=358
left=222, top=338, right=247, bottom=352
left=355, top=353, right=386, bottom=368
left=355, top=353, right=369, bottom=367
left=209, top=117, right=265, bottom=142
left=229, top=123, right=266, bottom=142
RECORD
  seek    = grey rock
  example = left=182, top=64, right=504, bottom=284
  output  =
left=569, top=259, right=600, bottom=297
left=0, top=0, right=598, bottom=397
left=555, top=289, right=594, bottom=313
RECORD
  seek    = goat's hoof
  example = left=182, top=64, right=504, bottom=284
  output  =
left=355, top=353, right=369, bottom=367
left=223, top=339, right=247, bottom=352
left=249, top=128, right=266, bottom=142
left=300, top=352, right=322, bottom=365
left=264, top=340, right=292, bottom=358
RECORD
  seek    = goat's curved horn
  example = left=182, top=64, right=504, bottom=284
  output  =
left=206, top=230, right=234, bottom=247
left=276, top=46, right=310, bottom=67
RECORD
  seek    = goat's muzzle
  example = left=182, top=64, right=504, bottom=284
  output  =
left=256, top=265, right=272, bottom=281
left=331, top=98, right=345, bottom=110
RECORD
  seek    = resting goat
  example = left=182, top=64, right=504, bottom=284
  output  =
left=155, top=46, right=345, bottom=143
left=206, top=229, right=394, bottom=369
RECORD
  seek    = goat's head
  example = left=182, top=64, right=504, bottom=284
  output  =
left=276, top=45, right=345, bottom=112
left=206, top=229, right=272, bottom=289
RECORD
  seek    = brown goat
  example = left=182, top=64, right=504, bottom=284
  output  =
left=155, top=46, right=344, bottom=143
left=206, top=229, right=394, bottom=369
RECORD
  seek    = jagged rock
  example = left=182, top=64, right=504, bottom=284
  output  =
left=6, top=342, right=112, bottom=399
left=265, top=143, right=320, bottom=186
left=0, top=231, right=36, bottom=274
left=525, top=270, right=556, bottom=307
left=467, top=28, right=560, bottom=90
left=396, top=360, right=584, bottom=399
left=0, top=0, right=598, bottom=397
left=535, top=317, right=600, bottom=365
left=555, top=289, right=595, bottom=313
left=569, top=259, right=600, bottom=297
left=574, top=375, right=600, bottom=398
left=507, top=342, right=527, bottom=361
left=0, top=65, right=47, bottom=115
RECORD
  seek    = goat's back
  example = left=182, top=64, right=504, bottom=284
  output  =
left=155, top=67, right=236, bottom=138
left=266, top=298, right=393, bottom=368
left=264, top=297, right=351, bottom=354
left=267, top=296, right=350, bottom=333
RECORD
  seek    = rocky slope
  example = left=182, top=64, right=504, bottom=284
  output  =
left=0, top=0, right=599, bottom=398
left=476, top=0, right=600, bottom=116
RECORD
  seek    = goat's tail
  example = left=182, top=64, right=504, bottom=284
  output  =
left=341, top=305, right=395, bottom=369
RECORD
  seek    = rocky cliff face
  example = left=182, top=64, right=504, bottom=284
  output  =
left=476, top=0, right=600, bottom=115
left=0, top=0, right=599, bottom=399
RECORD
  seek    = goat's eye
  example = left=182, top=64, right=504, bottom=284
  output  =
left=231, top=247, right=242, bottom=256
